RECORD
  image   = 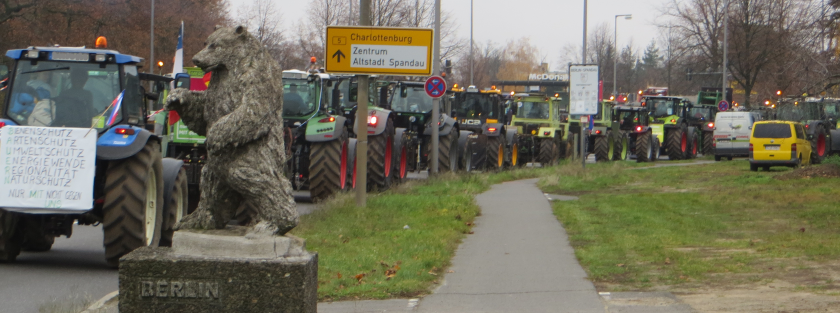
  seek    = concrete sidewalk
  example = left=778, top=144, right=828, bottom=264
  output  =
left=416, top=179, right=606, bottom=313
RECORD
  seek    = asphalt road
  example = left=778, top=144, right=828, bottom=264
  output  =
left=3, top=172, right=431, bottom=313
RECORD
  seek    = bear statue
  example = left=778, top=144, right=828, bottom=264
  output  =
left=165, top=25, right=297, bottom=235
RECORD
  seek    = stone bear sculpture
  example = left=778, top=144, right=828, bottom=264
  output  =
left=165, top=26, right=297, bottom=235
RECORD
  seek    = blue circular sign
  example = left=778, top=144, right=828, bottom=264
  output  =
left=425, top=76, right=447, bottom=98
left=718, top=100, right=730, bottom=112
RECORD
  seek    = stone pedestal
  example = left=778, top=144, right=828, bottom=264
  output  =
left=119, top=228, right=317, bottom=313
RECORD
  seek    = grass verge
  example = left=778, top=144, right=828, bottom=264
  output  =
left=540, top=159, right=840, bottom=291
left=289, top=166, right=544, bottom=301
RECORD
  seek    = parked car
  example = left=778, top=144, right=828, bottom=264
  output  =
left=749, top=121, right=812, bottom=171
left=714, top=111, right=762, bottom=161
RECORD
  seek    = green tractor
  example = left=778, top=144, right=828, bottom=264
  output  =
left=643, top=96, right=698, bottom=160
left=282, top=70, right=355, bottom=201
left=508, top=91, right=567, bottom=165
left=612, top=105, right=660, bottom=162
left=387, top=81, right=460, bottom=176
left=775, top=98, right=840, bottom=163
left=447, top=86, right=517, bottom=171
left=565, top=100, right=615, bottom=161
left=692, top=89, right=724, bottom=155
left=332, top=76, right=400, bottom=189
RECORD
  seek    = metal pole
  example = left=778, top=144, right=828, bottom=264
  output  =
left=415, top=0, right=419, bottom=27
left=431, top=0, right=441, bottom=174
left=470, top=0, right=474, bottom=85
left=582, top=0, right=587, bottom=62
left=150, top=0, right=154, bottom=72
left=722, top=0, right=729, bottom=104
left=613, top=15, right=618, bottom=99
left=356, top=0, right=370, bottom=207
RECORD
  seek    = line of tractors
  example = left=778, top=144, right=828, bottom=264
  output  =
left=161, top=68, right=736, bottom=211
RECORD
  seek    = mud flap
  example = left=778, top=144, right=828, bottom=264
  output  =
left=464, top=133, right=488, bottom=171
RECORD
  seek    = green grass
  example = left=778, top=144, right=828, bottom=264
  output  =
left=540, top=160, right=840, bottom=290
left=289, top=167, right=544, bottom=301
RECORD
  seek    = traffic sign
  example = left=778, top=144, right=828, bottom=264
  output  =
left=425, top=76, right=446, bottom=98
left=718, top=100, right=730, bottom=111
left=325, top=26, right=434, bottom=76
left=569, top=65, right=599, bottom=115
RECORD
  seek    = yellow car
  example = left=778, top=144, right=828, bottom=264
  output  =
left=749, top=121, right=812, bottom=171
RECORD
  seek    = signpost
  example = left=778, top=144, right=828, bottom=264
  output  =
left=325, top=26, right=434, bottom=76
left=0, top=127, right=97, bottom=212
left=570, top=65, right=599, bottom=168
left=424, top=76, right=447, bottom=98
left=718, top=100, right=730, bottom=112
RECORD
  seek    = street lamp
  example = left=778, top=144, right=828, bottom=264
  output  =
left=613, top=14, right=632, bottom=100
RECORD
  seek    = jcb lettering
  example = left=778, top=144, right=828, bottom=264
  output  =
left=462, top=119, right=481, bottom=125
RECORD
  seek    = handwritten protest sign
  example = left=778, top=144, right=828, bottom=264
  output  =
left=1, top=127, right=96, bottom=212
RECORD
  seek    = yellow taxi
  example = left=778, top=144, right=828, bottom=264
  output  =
left=749, top=121, right=811, bottom=171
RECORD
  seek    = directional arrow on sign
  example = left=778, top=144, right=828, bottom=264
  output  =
left=332, top=50, right=346, bottom=63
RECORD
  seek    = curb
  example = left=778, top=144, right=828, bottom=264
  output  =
left=79, top=290, right=118, bottom=313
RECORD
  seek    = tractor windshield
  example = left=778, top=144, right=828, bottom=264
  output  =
left=777, top=102, right=822, bottom=122
left=516, top=101, right=550, bottom=119
left=688, top=106, right=713, bottom=122
left=825, top=102, right=840, bottom=120
left=393, top=84, right=432, bottom=113
left=283, top=78, right=317, bottom=116
left=615, top=109, right=645, bottom=128
left=646, top=98, right=679, bottom=118
left=453, top=93, right=500, bottom=119
left=7, top=61, right=123, bottom=128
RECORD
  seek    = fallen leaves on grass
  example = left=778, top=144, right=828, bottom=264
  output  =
left=617, top=263, right=625, bottom=267
left=337, top=272, right=342, bottom=279
left=665, top=257, right=671, bottom=265
left=354, top=273, right=366, bottom=282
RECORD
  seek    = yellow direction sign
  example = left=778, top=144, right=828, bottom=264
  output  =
left=325, top=26, right=434, bottom=76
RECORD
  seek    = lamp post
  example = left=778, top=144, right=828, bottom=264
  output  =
left=613, top=14, right=632, bottom=99
left=470, top=0, right=474, bottom=85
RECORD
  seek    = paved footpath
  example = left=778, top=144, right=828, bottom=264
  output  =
left=415, top=178, right=605, bottom=313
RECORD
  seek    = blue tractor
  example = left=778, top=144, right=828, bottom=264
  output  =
left=0, top=44, right=188, bottom=267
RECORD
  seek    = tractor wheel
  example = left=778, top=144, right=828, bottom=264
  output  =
left=368, top=119, right=395, bottom=189
left=486, top=136, right=505, bottom=171
left=508, top=138, right=521, bottom=168
left=593, top=134, right=610, bottom=162
left=702, top=131, right=714, bottom=156
left=160, top=166, right=188, bottom=247
left=636, top=132, right=651, bottom=163
left=651, top=138, right=661, bottom=161
left=811, top=126, right=828, bottom=164
left=309, top=131, right=349, bottom=202
left=20, top=216, right=54, bottom=252
left=462, top=136, right=484, bottom=172
left=665, top=127, right=687, bottom=160
left=565, top=134, right=577, bottom=159
left=539, top=139, right=558, bottom=165
left=102, top=140, right=164, bottom=268
left=438, top=130, right=459, bottom=172
left=614, top=132, right=629, bottom=161
left=558, top=137, right=569, bottom=160
left=0, top=210, right=22, bottom=262
left=687, top=133, right=698, bottom=159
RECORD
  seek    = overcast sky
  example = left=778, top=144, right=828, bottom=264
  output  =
left=229, top=0, right=668, bottom=72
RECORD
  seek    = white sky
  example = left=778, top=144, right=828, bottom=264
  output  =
left=228, top=0, right=667, bottom=72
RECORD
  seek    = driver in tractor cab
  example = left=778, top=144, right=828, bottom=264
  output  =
left=284, top=83, right=306, bottom=114
left=54, top=68, right=97, bottom=127
left=408, top=93, right=427, bottom=112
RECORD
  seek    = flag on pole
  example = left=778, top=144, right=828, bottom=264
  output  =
left=172, top=21, right=184, bottom=74
left=107, top=90, right=125, bottom=126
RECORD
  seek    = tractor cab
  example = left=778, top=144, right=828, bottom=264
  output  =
left=3, top=46, right=144, bottom=131
left=613, top=105, right=652, bottom=131
left=449, top=85, right=506, bottom=132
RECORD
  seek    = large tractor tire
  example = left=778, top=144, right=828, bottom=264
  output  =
left=507, top=137, right=521, bottom=168
left=486, top=136, right=506, bottom=171
left=368, top=118, right=395, bottom=190
left=102, top=140, right=164, bottom=268
left=665, top=127, right=688, bottom=160
left=687, top=132, right=698, bottom=159
left=636, top=132, right=651, bottom=163
left=702, top=131, right=714, bottom=156
left=462, top=135, right=484, bottom=172
left=613, top=131, right=629, bottom=161
left=309, top=132, right=349, bottom=202
left=538, top=139, right=559, bottom=165
left=0, top=210, right=22, bottom=262
left=651, top=138, right=661, bottom=161
left=20, top=216, right=54, bottom=252
left=438, top=130, right=459, bottom=172
left=565, top=134, right=577, bottom=159
left=593, top=133, right=611, bottom=162
left=811, top=126, right=828, bottom=164
left=160, top=162, right=188, bottom=247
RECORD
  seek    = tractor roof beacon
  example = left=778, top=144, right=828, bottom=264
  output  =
left=1, top=44, right=186, bottom=267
